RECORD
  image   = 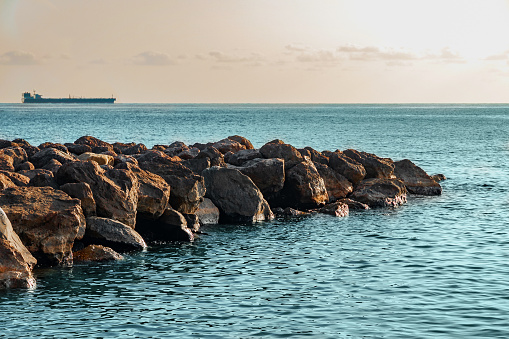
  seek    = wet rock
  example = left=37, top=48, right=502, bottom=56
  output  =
left=313, top=162, right=353, bottom=202
left=83, top=217, right=146, bottom=252
left=235, top=158, right=285, bottom=200
left=224, top=149, right=262, bottom=166
left=338, top=198, right=370, bottom=210
left=0, top=186, right=85, bottom=266
left=328, top=151, right=366, bottom=185
left=30, top=148, right=76, bottom=168
left=0, top=238, right=36, bottom=289
left=183, top=213, right=201, bottom=232
left=343, top=149, right=395, bottom=179
left=203, top=166, right=274, bottom=223
left=56, top=161, right=139, bottom=228
left=60, top=182, right=97, bottom=217
left=77, top=152, right=114, bottom=166
left=432, top=174, right=447, bottom=182
left=273, top=207, right=308, bottom=217
left=136, top=208, right=194, bottom=242
left=315, top=201, right=349, bottom=217
left=259, top=139, right=304, bottom=169
left=0, top=207, right=37, bottom=268
left=73, top=245, right=124, bottom=262
left=139, top=160, right=205, bottom=214
left=116, top=162, right=170, bottom=220
left=195, top=198, right=220, bottom=225
left=280, top=159, right=328, bottom=209
left=228, top=135, right=254, bottom=150
left=350, top=178, right=407, bottom=208
left=394, top=159, right=442, bottom=195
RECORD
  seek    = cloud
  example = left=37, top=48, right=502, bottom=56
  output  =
left=337, top=45, right=417, bottom=62
left=425, top=47, right=465, bottom=63
left=484, top=51, right=509, bottom=61
left=132, top=51, right=175, bottom=65
left=90, top=58, right=108, bottom=65
left=284, top=46, right=342, bottom=66
left=0, top=50, right=39, bottom=65
left=208, top=51, right=264, bottom=64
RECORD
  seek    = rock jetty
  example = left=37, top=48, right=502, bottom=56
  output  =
left=0, top=135, right=444, bottom=288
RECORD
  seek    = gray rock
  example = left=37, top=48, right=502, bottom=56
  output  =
left=84, top=217, right=146, bottom=252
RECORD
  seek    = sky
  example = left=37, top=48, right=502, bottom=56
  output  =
left=1, top=0, right=509, bottom=103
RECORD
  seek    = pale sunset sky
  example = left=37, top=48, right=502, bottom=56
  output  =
left=1, top=0, right=509, bottom=103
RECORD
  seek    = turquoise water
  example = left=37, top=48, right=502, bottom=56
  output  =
left=1, top=104, right=509, bottom=338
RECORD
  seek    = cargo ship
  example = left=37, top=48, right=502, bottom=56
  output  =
left=22, top=91, right=116, bottom=104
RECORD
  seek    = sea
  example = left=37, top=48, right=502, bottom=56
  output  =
left=1, top=103, right=509, bottom=338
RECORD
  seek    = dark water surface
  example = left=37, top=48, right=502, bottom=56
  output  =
left=1, top=104, right=509, bottom=338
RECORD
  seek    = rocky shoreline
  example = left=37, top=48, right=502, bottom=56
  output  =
left=0, top=135, right=444, bottom=289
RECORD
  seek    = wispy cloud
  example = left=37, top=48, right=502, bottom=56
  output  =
left=132, top=51, right=175, bottom=65
left=208, top=51, right=264, bottom=64
left=0, top=50, right=39, bottom=65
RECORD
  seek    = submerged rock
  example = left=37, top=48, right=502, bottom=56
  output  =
left=350, top=178, right=407, bottom=208
left=83, top=217, right=146, bottom=252
left=73, top=245, right=123, bottom=262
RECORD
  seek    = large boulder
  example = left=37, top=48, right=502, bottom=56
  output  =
left=60, top=182, right=97, bottom=217
left=394, top=159, right=442, bottom=195
left=313, top=162, right=353, bottom=202
left=350, top=178, right=407, bottom=208
left=56, top=161, right=139, bottom=228
left=196, top=147, right=225, bottom=167
left=116, top=162, right=170, bottom=219
left=195, top=198, right=220, bottom=225
left=328, top=151, right=366, bottom=185
left=259, top=139, right=304, bottom=169
left=138, top=160, right=205, bottom=214
left=0, top=207, right=37, bottom=268
left=136, top=208, right=194, bottom=242
left=0, top=238, right=36, bottom=289
left=343, top=149, right=395, bottom=179
left=82, top=217, right=147, bottom=252
left=234, top=158, right=285, bottom=200
left=203, top=166, right=274, bottom=223
left=0, top=154, right=14, bottom=172
left=280, top=159, right=328, bottom=209
left=66, top=143, right=92, bottom=155
left=30, top=148, right=76, bottom=168
left=0, top=186, right=85, bottom=266
left=73, top=245, right=123, bottom=262
left=0, top=171, right=30, bottom=187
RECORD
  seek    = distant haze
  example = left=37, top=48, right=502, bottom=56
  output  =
left=1, top=0, right=509, bottom=103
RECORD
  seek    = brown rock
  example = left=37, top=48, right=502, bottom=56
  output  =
left=73, top=245, right=123, bottom=262
left=139, top=161, right=205, bottom=214
left=0, top=207, right=37, bottom=267
left=305, top=147, right=329, bottom=165
left=83, top=217, right=146, bottom=252
left=112, top=142, right=136, bottom=154
left=224, top=149, right=262, bottom=166
left=195, top=198, right=220, bottom=225
left=228, top=135, right=254, bottom=150
left=0, top=239, right=36, bottom=289
left=38, top=142, right=68, bottom=153
left=0, top=147, right=28, bottom=167
left=41, top=158, right=62, bottom=174
left=116, top=162, right=170, bottom=219
left=343, top=149, right=395, bottom=179
left=350, top=178, right=407, bottom=208
left=0, top=154, right=14, bottom=172
left=60, top=182, right=97, bottom=217
left=0, top=171, right=30, bottom=187
left=114, top=154, right=139, bottom=167
left=66, top=143, right=92, bottom=155
left=394, top=159, right=442, bottom=195
left=314, top=162, right=353, bottom=202
left=259, top=139, right=304, bottom=169
left=235, top=158, right=285, bottom=199
left=56, top=161, right=139, bottom=228
left=177, top=147, right=200, bottom=160
left=30, top=148, right=76, bottom=168
left=74, top=136, right=113, bottom=152
left=136, top=208, right=194, bottom=242
left=78, top=152, right=114, bottom=166
left=432, top=174, right=447, bottom=182
left=164, top=141, right=189, bottom=157
left=16, top=169, right=53, bottom=181
left=12, top=139, right=30, bottom=147
left=0, top=139, right=19, bottom=149
left=203, top=166, right=274, bottom=222
left=212, top=138, right=246, bottom=154
left=338, top=198, right=370, bottom=210
left=15, top=161, right=35, bottom=171
left=182, top=157, right=211, bottom=174
left=196, top=147, right=225, bottom=167
left=315, top=201, right=349, bottom=217
left=29, top=171, right=59, bottom=189
left=281, top=159, right=328, bottom=209
left=0, top=186, right=85, bottom=266
left=122, top=144, right=147, bottom=155
left=183, top=213, right=200, bottom=232
left=328, top=151, right=366, bottom=185
left=20, top=145, right=40, bottom=158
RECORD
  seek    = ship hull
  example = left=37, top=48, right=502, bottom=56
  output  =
left=22, top=98, right=116, bottom=104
